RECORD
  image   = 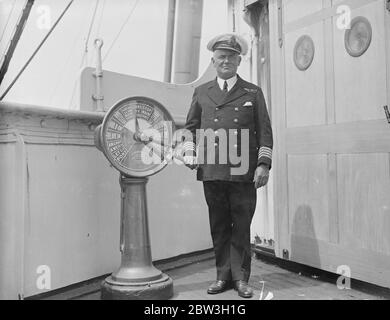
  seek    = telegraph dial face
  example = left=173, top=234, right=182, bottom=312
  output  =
left=101, top=96, right=175, bottom=177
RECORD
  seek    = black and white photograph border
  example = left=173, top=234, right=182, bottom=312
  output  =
left=0, top=0, right=390, bottom=304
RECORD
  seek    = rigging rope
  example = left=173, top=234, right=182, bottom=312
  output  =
left=79, top=0, right=99, bottom=68
left=49, top=0, right=99, bottom=106
left=0, top=0, right=18, bottom=45
left=103, top=0, right=140, bottom=62
left=83, top=0, right=99, bottom=55
left=69, top=0, right=140, bottom=109
left=0, top=0, right=74, bottom=100
left=68, top=0, right=105, bottom=109
left=95, top=0, right=106, bottom=39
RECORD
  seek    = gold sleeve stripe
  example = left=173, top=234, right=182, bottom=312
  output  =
left=258, top=147, right=272, bottom=159
left=183, top=141, right=196, bottom=151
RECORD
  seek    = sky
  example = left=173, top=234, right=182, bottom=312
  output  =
left=0, top=0, right=251, bottom=109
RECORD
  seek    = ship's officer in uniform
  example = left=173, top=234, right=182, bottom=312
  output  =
left=182, top=33, right=273, bottom=298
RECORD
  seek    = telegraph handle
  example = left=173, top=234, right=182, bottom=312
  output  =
left=139, top=139, right=196, bottom=167
left=94, top=124, right=195, bottom=167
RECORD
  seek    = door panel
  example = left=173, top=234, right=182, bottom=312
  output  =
left=285, top=22, right=327, bottom=127
left=333, top=1, right=387, bottom=123
left=270, top=0, right=390, bottom=287
left=284, top=0, right=323, bottom=24
left=288, top=155, right=330, bottom=242
left=337, top=153, right=390, bottom=255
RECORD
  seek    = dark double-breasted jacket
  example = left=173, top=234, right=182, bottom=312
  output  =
left=183, top=75, right=273, bottom=182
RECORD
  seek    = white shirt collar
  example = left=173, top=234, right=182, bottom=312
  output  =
left=217, top=75, right=237, bottom=92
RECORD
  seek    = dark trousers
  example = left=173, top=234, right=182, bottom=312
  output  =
left=203, top=181, right=257, bottom=282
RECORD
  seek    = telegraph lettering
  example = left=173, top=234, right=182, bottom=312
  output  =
left=106, top=130, right=121, bottom=140
left=136, top=103, right=154, bottom=119
left=149, top=110, right=163, bottom=125
left=107, top=139, right=122, bottom=149
left=112, top=111, right=127, bottom=126
left=108, top=120, right=123, bottom=132
left=110, top=143, right=128, bottom=163
left=119, top=105, right=134, bottom=121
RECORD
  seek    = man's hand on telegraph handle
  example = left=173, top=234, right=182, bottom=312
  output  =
left=253, top=164, right=270, bottom=189
left=171, top=145, right=198, bottom=170
left=183, top=155, right=198, bottom=170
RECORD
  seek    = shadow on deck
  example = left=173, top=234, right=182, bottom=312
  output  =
left=29, top=250, right=390, bottom=300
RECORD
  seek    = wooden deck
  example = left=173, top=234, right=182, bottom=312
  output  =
left=32, top=250, right=390, bottom=300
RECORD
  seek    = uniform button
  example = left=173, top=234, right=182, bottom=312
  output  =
left=234, top=144, right=237, bottom=148
left=214, top=130, right=218, bottom=135
left=234, top=118, right=238, bottom=123
left=234, top=130, right=238, bottom=135
left=216, top=107, right=219, bottom=111
left=214, top=118, right=219, bottom=123
left=234, top=107, right=239, bottom=111
left=214, top=142, right=218, bottom=147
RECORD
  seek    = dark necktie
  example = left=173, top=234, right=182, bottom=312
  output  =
left=223, top=80, right=228, bottom=93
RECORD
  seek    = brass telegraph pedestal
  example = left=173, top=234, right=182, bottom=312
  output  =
left=101, top=176, right=173, bottom=300
left=95, top=96, right=175, bottom=300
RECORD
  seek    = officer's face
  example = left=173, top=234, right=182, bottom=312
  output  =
left=212, top=49, right=241, bottom=80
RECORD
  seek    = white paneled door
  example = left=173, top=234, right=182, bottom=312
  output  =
left=270, top=0, right=390, bottom=287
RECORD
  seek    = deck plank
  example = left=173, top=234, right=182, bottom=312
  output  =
left=36, top=254, right=389, bottom=300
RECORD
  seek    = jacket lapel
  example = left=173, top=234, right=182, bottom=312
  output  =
left=221, top=76, right=247, bottom=106
left=206, top=79, right=226, bottom=105
left=206, top=76, right=249, bottom=107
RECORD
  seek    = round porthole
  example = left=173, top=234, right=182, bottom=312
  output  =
left=294, top=35, right=315, bottom=71
left=345, top=16, right=372, bottom=57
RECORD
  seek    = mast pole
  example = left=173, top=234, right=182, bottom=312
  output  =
left=0, top=0, right=74, bottom=100
left=0, top=0, right=35, bottom=87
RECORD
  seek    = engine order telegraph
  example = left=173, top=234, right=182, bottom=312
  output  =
left=95, top=96, right=175, bottom=300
